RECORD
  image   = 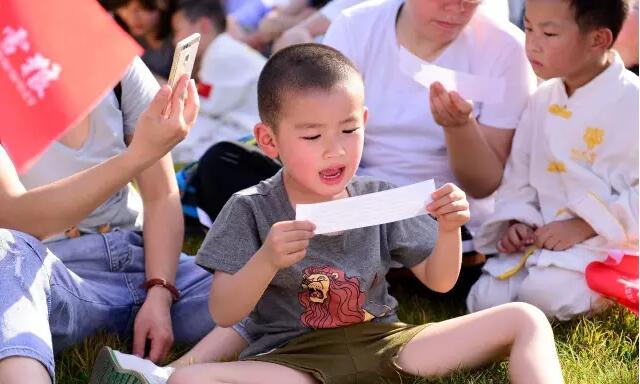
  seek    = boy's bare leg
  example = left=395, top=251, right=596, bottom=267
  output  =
left=396, top=302, right=563, bottom=384
left=168, top=360, right=318, bottom=384
left=0, top=357, right=51, bottom=384
left=169, top=326, right=248, bottom=367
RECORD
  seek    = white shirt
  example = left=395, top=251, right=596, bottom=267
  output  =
left=323, top=0, right=536, bottom=232
left=321, top=0, right=509, bottom=22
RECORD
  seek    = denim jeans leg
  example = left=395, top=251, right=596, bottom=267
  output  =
left=46, top=232, right=137, bottom=353
left=169, top=254, right=216, bottom=344
left=0, top=229, right=56, bottom=379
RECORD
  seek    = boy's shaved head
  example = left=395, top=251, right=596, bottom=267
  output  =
left=566, top=0, right=630, bottom=44
left=257, top=43, right=362, bottom=129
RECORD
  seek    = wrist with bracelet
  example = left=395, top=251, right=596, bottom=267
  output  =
left=140, top=278, right=181, bottom=302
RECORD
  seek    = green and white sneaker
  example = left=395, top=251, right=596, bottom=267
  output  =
left=89, top=346, right=175, bottom=384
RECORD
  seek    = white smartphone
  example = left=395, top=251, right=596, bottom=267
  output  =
left=167, top=33, right=201, bottom=89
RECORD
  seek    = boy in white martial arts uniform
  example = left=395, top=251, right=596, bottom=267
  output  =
left=467, top=0, right=639, bottom=320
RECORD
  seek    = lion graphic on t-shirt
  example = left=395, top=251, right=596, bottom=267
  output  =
left=298, top=265, right=374, bottom=329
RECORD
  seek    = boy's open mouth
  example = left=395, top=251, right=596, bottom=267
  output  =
left=319, top=167, right=345, bottom=184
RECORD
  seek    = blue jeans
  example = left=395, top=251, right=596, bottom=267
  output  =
left=0, top=228, right=217, bottom=379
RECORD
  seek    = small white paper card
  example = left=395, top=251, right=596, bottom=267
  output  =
left=296, top=179, right=436, bottom=235
left=397, top=47, right=506, bottom=104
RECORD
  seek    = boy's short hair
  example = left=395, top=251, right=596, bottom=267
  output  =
left=257, top=43, right=362, bottom=128
left=566, top=0, right=630, bottom=44
left=176, top=0, right=226, bottom=33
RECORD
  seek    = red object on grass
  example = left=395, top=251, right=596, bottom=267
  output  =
left=586, top=251, right=639, bottom=315
left=0, top=0, right=142, bottom=172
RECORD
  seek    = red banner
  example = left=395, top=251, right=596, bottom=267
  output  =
left=0, top=0, right=142, bottom=172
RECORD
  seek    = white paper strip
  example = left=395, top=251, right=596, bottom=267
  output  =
left=296, top=179, right=436, bottom=235
left=398, top=47, right=506, bottom=104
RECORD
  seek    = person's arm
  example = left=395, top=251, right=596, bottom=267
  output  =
left=129, top=149, right=183, bottom=361
left=0, top=77, right=197, bottom=239
left=430, top=81, right=513, bottom=198
left=272, top=10, right=330, bottom=51
left=410, top=183, right=469, bottom=292
left=411, top=228, right=462, bottom=293
left=126, top=68, right=200, bottom=362
left=208, top=220, right=315, bottom=327
left=433, top=30, right=536, bottom=198
left=256, top=6, right=314, bottom=44
left=296, top=10, right=331, bottom=36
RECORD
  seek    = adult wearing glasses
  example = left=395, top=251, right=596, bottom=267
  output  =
left=322, top=0, right=537, bottom=284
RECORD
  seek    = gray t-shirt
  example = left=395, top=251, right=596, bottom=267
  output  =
left=196, top=171, right=438, bottom=358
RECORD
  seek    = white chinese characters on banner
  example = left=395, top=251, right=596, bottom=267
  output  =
left=1, top=27, right=30, bottom=56
left=0, top=25, right=61, bottom=104
left=21, top=54, right=61, bottom=98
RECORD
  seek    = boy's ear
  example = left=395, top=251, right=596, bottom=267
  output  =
left=591, top=27, right=614, bottom=51
left=254, top=123, right=279, bottom=159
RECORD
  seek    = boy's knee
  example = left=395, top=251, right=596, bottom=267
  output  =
left=508, top=302, right=550, bottom=325
left=502, top=302, right=553, bottom=337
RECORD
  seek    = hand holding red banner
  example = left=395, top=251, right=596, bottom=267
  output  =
left=0, top=0, right=142, bottom=172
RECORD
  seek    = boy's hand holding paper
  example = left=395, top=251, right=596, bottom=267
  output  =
left=426, top=182, right=471, bottom=232
left=259, top=220, right=316, bottom=269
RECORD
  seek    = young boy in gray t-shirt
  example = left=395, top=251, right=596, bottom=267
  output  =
left=95, top=44, right=563, bottom=384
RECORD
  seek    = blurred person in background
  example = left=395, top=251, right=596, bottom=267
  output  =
left=106, top=0, right=177, bottom=79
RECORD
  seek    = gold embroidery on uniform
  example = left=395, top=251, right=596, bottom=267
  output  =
left=548, top=104, right=572, bottom=119
left=547, top=161, right=567, bottom=173
left=583, top=127, right=604, bottom=149
left=571, top=127, right=604, bottom=165
left=555, top=207, right=567, bottom=217
left=571, top=148, right=597, bottom=165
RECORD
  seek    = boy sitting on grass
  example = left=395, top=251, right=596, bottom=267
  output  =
left=468, top=0, right=638, bottom=321
left=92, top=43, right=564, bottom=384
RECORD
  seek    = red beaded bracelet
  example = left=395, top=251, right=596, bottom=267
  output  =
left=139, top=278, right=181, bottom=302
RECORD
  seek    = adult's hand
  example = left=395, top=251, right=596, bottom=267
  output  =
left=429, top=81, right=474, bottom=129
left=272, top=26, right=313, bottom=53
left=132, top=286, right=175, bottom=363
left=127, top=74, right=199, bottom=167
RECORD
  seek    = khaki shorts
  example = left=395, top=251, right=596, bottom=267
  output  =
left=245, top=322, right=429, bottom=384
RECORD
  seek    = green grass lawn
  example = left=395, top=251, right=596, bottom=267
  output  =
left=54, top=237, right=639, bottom=384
